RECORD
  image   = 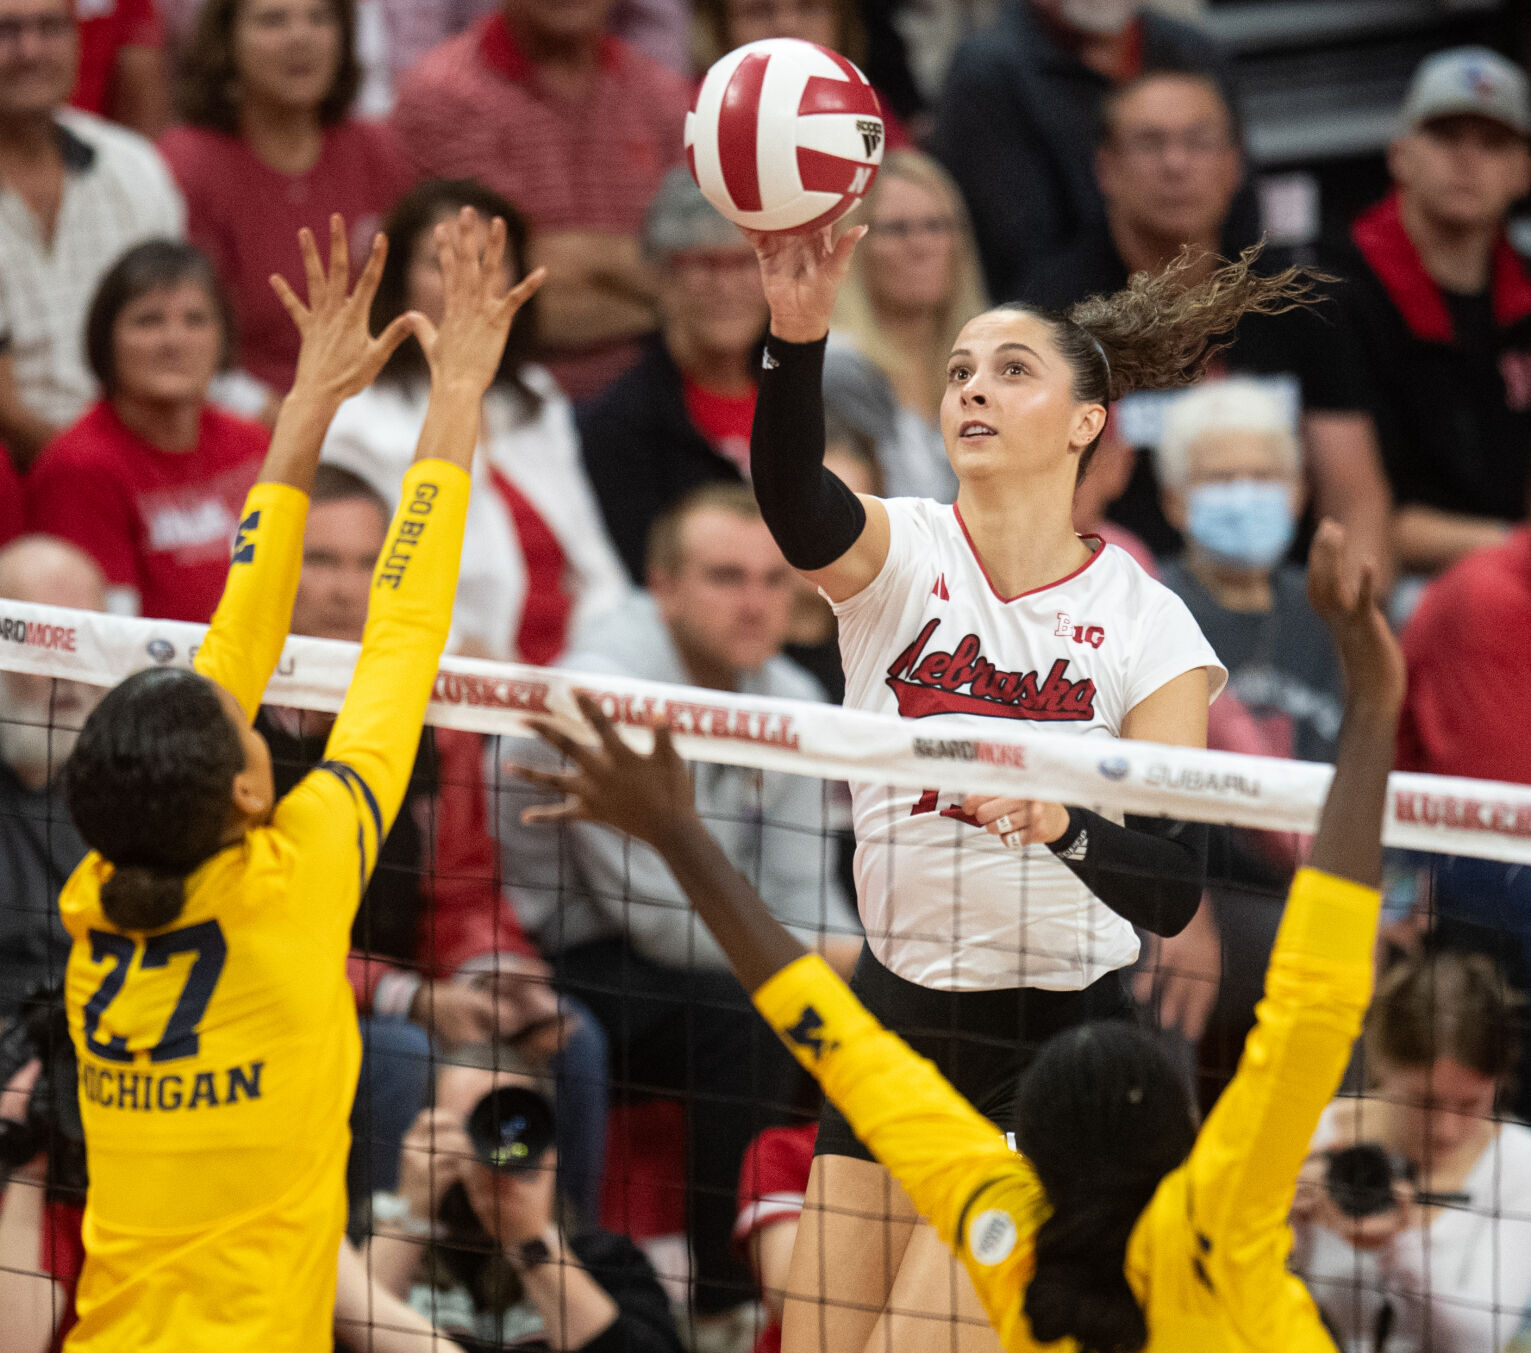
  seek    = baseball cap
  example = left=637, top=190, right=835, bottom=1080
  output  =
left=1400, top=47, right=1530, bottom=138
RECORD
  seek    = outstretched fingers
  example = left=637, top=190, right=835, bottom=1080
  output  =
left=350, top=232, right=391, bottom=315
left=575, top=692, right=631, bottom=763
left=326, top=213, right=350, bottom=295
left=270, top=272, right=308, bottom=327
left=497, top=266, right=547, bottom=323
left=525, top=717, right=604, bottom=776
left=297, top=226, right=325, bottom=305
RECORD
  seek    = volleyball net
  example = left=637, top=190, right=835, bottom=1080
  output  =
left=4, top=599, right=1531, bottom=1350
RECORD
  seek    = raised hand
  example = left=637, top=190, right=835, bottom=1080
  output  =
left=744, top=224, right=866, bottom=344
left=514, top=693, right=694, bottom=849
left=1306, top=520, right=1405, bottom=717
left=409, top=206, right=547, bottom=397
left=270, top=214, right=415, bottom=405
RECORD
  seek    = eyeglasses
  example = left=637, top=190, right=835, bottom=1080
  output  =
left=866, top=216, right=958, bottom=241
left=0, top=13, right=73, bottom=46
left=1112, top=127, right=1234, bottom=161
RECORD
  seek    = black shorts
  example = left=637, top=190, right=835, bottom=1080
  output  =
left=814, top=944, right=1135, bottom=1161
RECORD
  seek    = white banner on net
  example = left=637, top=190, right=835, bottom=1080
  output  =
left=3, top=600, right=1530, bottom=864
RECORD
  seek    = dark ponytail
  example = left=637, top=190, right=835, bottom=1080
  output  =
left=100, top=865, right=193, bottom=932
left=1015, top=1022, right=1196, bottom=1353
left=66, top=667, right=246, bottom=932
left=995, top=244, right=1327, bottom=480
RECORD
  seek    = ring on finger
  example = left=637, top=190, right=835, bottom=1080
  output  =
left=994, top=814, right=1015, bottom=835
left=1003, top=831, right=1024, bottom=850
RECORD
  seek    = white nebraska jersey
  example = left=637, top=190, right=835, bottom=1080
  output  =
left=833, top=497, right=1226, bottom=992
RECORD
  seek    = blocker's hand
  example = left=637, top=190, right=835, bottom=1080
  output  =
left=271, top=214, right=415, bottom=404
left=1306, top=520, right=1405, bottom=717
left=744, top=224, right=866, bottom=344
left=514, top=693, right=694, bottom=849
left=409, top=206, right=546, bottom=398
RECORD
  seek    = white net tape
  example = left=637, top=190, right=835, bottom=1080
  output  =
left=4, top=598, right=1529, bottom=862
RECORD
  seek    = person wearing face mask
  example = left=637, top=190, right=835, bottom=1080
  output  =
left=930, top=0, right=1251, bottom=301
left=1143, top=377, right=1343, bottom=1107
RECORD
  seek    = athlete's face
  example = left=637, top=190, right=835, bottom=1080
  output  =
left=213, top=680, right=275, bottom=829
left=1390, top=115, right=1531, bottom=233
left=941, top=310, right=1105, bottom=484
left=1384, top=1057, right=1499, bottom=1165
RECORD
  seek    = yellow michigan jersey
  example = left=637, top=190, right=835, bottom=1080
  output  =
left=59, top=461, right=469, bottom=1350
left=755, top=867, right=1382, bottom=1352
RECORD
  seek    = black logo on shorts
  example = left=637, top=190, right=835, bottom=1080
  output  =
left=856, top=119, right=882, bottom=158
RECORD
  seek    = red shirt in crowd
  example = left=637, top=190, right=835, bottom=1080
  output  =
left=27, top=401, right=267, bottom=622
left=70, top=0, right=162, bottom=118
left=158, top=121, right=415, bottom=393
left=1397, top=530, right=1531, bottom=785
left=392, top=18, right=689, bottom=399
left=682, top=378, right=756, bottom=478
left=734, top=1121, right=817, bottom=1353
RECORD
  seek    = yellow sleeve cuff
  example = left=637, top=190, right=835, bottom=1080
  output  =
left=752, top=954, right=881, bottom=1070
left=1274, top=867, right=1383, bottom=965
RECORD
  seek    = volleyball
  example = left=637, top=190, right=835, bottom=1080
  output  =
left=685, top=38, right=886, bottom=235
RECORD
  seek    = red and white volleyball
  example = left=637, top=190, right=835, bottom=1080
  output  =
left=685, top=39, right=885, bottom=235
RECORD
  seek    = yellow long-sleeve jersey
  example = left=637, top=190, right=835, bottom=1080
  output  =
left=754, top=867, right=1382, bottom=1352
left=59, top=461, right=469, bottom=1351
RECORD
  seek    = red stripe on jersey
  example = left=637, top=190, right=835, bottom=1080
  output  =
left=719, top=52, right=770, bottom=212
left=797, top=72, right=882, bottom=118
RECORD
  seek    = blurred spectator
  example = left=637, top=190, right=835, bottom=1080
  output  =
left=1293, top=950, right=1531, bottom=1352
left=259, top=465, right=610, bottom=1229
left=1140, top=379, right=1342, bottom=1107
left=0, top=0, right=183, bottom=469
left=70, top=0, right=169, bottom=136
left=1398, top=528, right=1531, bottom=787
left=931, top=0, right=1243, bottom=301
left=0, top=536, right=103, bottom=1027
left=1024, top=69, right=1392, bottom=573
left=578, top=167, right=767, bottom=582
left=824, top=149, right=978, bottom=503
left=161, top=0, right=413, bottom=409
left=498, top=485, right=859, bottom=1325
left=780, top=415, right=880, bottom=701
left=0, top=452, right=23, bottom=545
left=734, top=1120, right=815, bottom=1353
left=393, top=0, right=688, bottom=401
left=1071, top=414, right=1157, bottom=574
left=856, top=0, right=998, bottom=126
left=323, top=180, right=629, bottom=662
left=690, top=0, right=914, bottom=148
left=1325, top=48, right=1531, bottom=585
left=365, top=1048, right=684, bottom=1353
left=26, top=241, right=266, bottom=621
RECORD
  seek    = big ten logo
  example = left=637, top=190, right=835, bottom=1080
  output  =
left=1054, top=612, right=1105, bottom=649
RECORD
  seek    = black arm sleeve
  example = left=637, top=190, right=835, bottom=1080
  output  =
left=750, top=334, right=867, bottom=570
left=1046, top=809, right=1207, bottom=937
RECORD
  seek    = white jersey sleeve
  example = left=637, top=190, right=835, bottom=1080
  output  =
left=831, top=497, right=1226, bottom=993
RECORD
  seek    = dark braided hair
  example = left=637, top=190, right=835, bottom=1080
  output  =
left=1015, top=1021, right=1197, bottom=1353
left=65, top=668, right=246, bottom=931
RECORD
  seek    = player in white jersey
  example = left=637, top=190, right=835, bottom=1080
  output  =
left=743, top=224, right=1320, bottom=1353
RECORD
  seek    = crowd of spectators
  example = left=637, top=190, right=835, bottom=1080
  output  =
left=1, top=0, right=1530, bottom=1349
